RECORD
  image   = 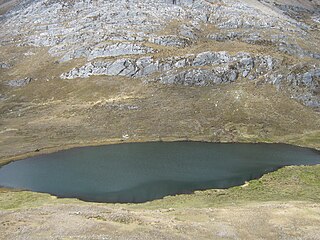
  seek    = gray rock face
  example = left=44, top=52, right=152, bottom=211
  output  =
left=61, top=51, right=278, bottom=86
left=312, top=14, right=320, bottom=24
left=0, top=0, right=306, bottom=61
left=192, top=52, right=231, bottom=66
left=88, top=43, right=154, bottom=60
left=7, top=77, right=32, bottom=87
left=208, top=31, right=320, bottom=60
left=278, top=42, right=320, bottom=60
left=60, top=51, right=222, bottom=79
left=0, top=0, right=319, bottom=109
left=159, top=67, right=238, bottom=86
left=157, top=52, right=278, bottom=86
left=56, top=42, right=154, bottom=62
left=267, top=67, right=320, bottom=108
left=149, top=35, right=191, bottom=47
left=208, top=31, right=270, bottom=46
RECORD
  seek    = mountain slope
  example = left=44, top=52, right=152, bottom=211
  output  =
left=0, top=0, right=319, bottom=158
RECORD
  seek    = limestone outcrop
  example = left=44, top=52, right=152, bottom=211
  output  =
left=0, top=0, right=319, bottom=108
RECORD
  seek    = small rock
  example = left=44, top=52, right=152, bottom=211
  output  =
left=0, top=63, right=10, bottom=69
left=7, top=77, right=32, bottom=87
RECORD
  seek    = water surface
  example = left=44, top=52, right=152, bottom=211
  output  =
left=0, top=142, right=319, bottom=203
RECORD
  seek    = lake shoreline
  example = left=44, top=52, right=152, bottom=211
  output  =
left=1, top=135, right=320, bottom=168
left=1, top=142, right=319, bottom=203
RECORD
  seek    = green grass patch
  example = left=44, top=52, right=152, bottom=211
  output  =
left=134, top=165, right=320, bottom=209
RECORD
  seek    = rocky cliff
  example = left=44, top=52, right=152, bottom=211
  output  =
left=1, top=0, right=319, bottom=108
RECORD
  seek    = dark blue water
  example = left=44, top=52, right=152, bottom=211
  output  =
left=0, top=142, right=319, bottom=203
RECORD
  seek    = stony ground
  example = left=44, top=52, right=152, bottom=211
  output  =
left=0, top=0, right=320, bottom=239
left=2, top=201, right=320, bottom=240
